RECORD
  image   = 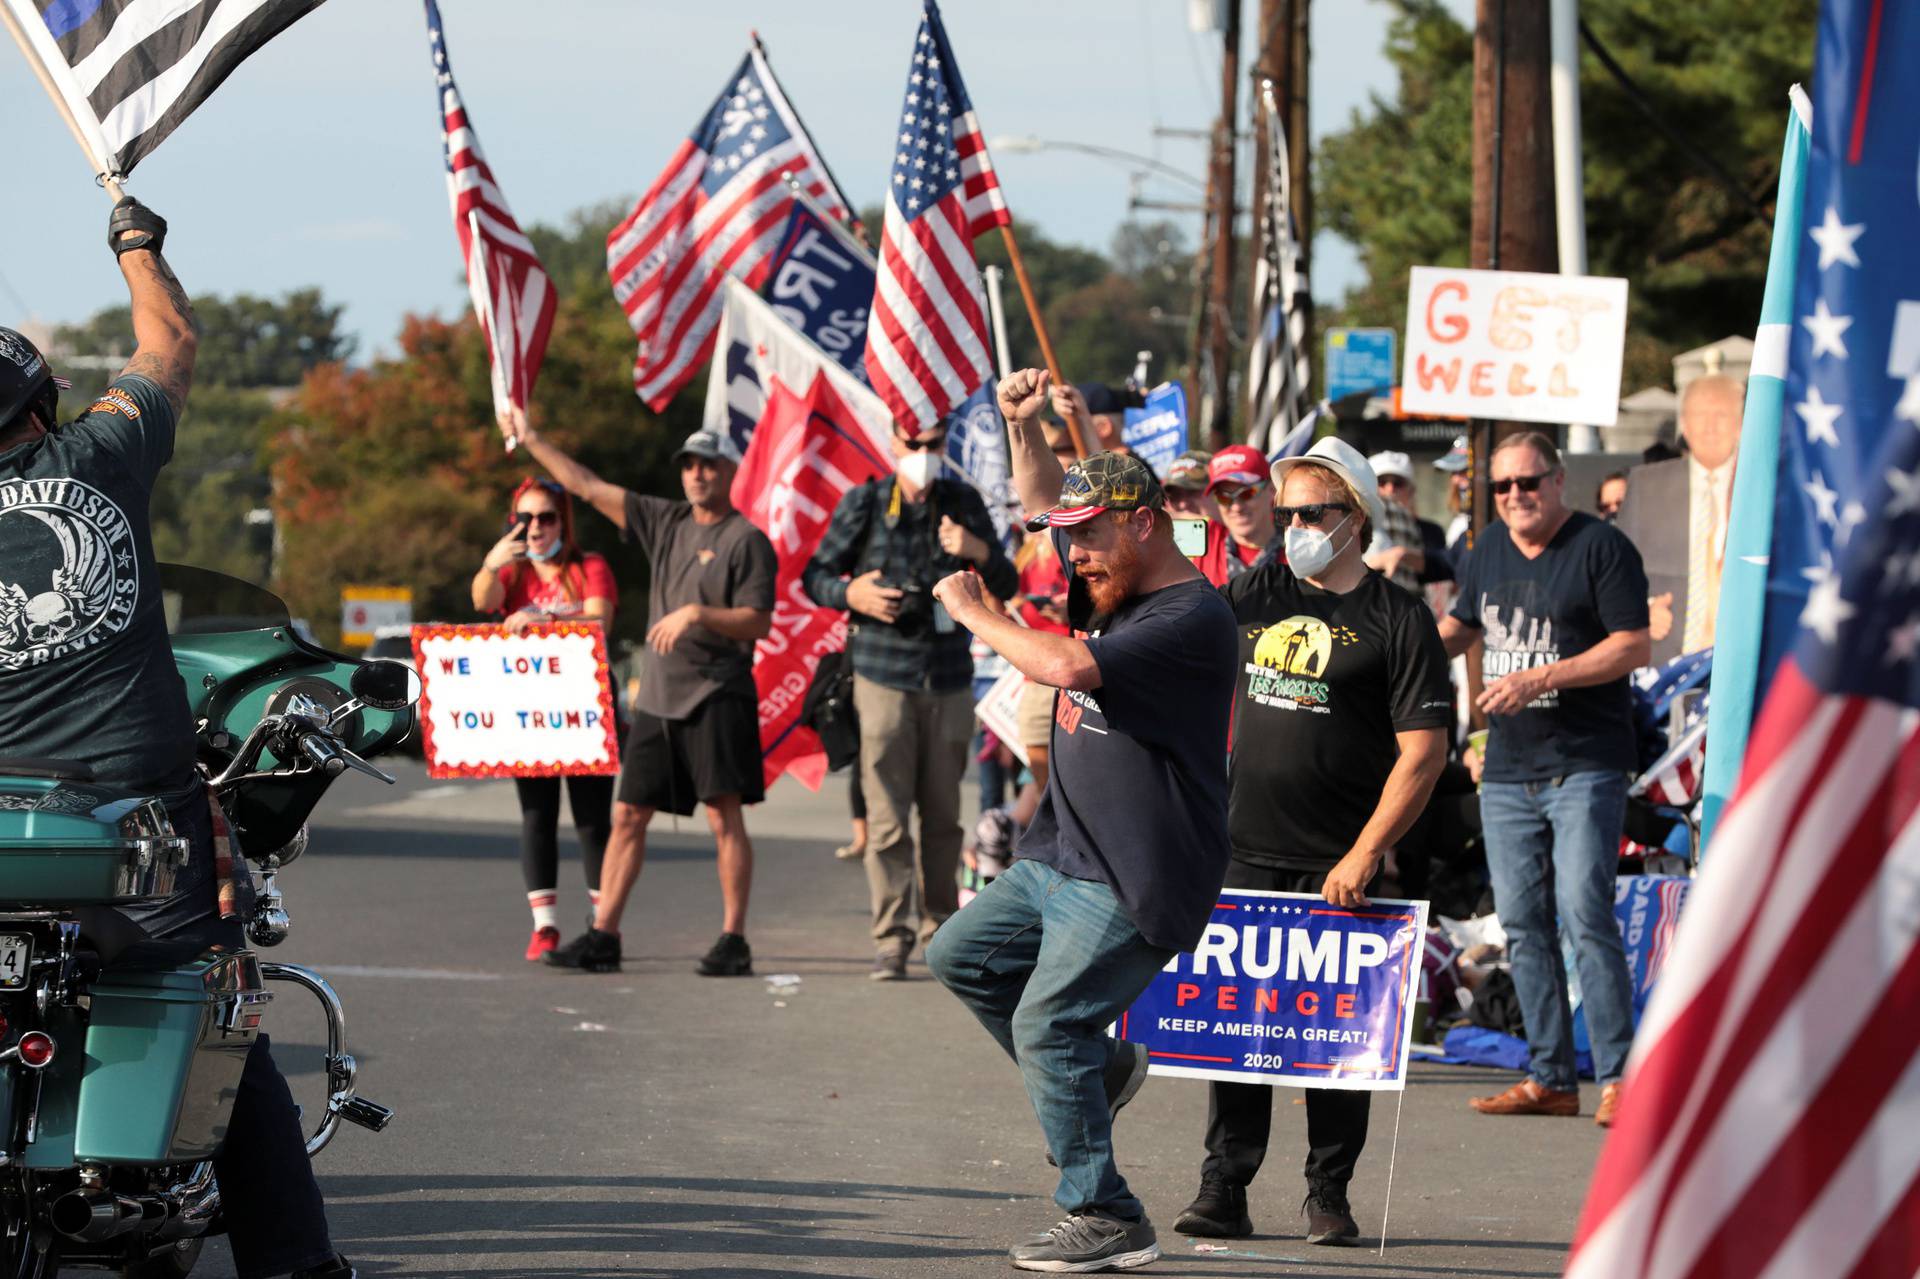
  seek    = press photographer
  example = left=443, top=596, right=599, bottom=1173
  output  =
left=803, top=418, right=1017, bottom=980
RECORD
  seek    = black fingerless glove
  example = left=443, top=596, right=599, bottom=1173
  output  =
left=107, top=196, right=167, bottom=257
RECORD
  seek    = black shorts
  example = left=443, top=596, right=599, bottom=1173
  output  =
left=616, top=694, right=765, bottom=815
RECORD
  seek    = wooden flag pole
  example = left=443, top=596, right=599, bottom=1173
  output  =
left=997, top=224, right=1086, bottom=458
left=0, top=4, right=124, bottom=201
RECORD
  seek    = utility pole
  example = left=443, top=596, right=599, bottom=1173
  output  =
left=1286, top=0, right=1311, bottom=372
left=1469, top=0, right=1556, bottom=533
left=1247, top=0, right=1309, bottom=434
left=1200, top=0, right=1241, bottom=449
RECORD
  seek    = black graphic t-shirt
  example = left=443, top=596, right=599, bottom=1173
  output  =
left=0, top=375, right=196, bottom=795
left=1017, top=570, right=1237, bottom=952
left=1451, top=512, right=1650, bottom=782
left=1221, top=563, right=1454, bottom=871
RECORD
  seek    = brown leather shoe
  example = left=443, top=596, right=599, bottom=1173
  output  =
left=1594, top=1081, right=1623, bottom=1128
left=1469, top=1078, right=1580, bottom=1116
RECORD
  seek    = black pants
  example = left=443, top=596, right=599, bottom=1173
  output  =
left=1200, top=862, right=1370, bottom=1193
left=513, top=774, right=612, bottom=894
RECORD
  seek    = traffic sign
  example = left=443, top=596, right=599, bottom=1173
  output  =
left=341, top=586, right=412, bottom=648
left=1325, top=327, right=1398, bottom=403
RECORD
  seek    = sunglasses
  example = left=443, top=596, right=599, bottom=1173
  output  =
left=517, top=511, right=561, bottom=527
left=900, top=435, right=947, bottom=452
left=1274, top=502, right=1352, bottom=527
left=1214, top=483, right=1268, bottom=507
left=1491, top=471, right=1557, bottom=496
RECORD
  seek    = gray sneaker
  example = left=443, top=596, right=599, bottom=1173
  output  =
left=1009, top=1212, right=1159, bottom=1272
left=869, top=951, right=908, bottom=981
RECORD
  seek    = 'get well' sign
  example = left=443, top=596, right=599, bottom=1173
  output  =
left=412, top=622, right=620, bottom=779
left=1400, top=266, right=1628, bottom=427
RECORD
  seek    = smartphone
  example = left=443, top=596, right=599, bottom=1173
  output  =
left=1172, top=517, right=1208, bottom=559
left=508, top=511, right=532, bottom=554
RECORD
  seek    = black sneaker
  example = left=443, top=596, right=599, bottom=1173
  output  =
left=1302, top=1183, right=1360, bottom=1246
left=1047, top=1040, right=1150, bottom=1167
left=696, top=932, right=752, bottom=977
left=1174, top=1176, right=1252, bottom=1238
left=544, top=927, right=621, bottom=972
left=292, top=1257, right=356, bottom=1279
left=869, top=951, right=908, bottom=981
left=1009, top=1212, right=1159, bottom=1272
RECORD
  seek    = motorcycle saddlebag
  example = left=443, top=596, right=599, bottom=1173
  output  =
left=74, top=950, right=266, bottom=1163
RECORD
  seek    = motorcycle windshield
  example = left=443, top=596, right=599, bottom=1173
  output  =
left=161, top=564, right=291, bottom=634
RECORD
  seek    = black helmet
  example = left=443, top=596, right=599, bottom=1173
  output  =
left=0, top=327, right=66, bottom=433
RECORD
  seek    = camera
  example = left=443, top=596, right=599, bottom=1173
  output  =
left=879, top=577, right=935, bottom=639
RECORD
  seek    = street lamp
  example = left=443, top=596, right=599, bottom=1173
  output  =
left=991, top=136, right=1207, bottom=192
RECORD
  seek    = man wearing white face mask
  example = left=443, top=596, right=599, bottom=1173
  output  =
left=804, top=420, right=1019, bottom=980
left=1173, top=436, right=1451, bottom=1248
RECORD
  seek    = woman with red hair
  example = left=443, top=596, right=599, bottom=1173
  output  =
left=471, top=477, right=619, bottom=960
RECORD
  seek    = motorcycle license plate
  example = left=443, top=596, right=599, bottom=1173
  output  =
left=0, top=935, right=29, bottom=989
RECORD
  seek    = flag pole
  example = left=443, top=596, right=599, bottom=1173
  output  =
left=0, top=4, right=125, bottom=201
left=778, top=172, right=876, bottom=269
left=997, top=225, right=1085, bottom=457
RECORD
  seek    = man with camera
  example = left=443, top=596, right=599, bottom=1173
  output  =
left=803, top=420, right=1017, bottom=980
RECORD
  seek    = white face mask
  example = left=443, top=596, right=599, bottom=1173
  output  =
left=896, top=449, right=943, bottom=490
left=1283, top=514, right=1351, bottom=580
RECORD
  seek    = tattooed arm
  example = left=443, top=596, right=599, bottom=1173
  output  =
left=117, top=248, right=197, bottom=419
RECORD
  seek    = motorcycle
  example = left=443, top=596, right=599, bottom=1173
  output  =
left=0, top=566, right=417, bottom=1277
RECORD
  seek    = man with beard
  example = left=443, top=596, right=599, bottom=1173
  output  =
left=926, top=368, right=1237, bottom=1273
left=503, top=416, right=777, bottom=977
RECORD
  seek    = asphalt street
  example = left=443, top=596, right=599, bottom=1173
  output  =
left=193, top=762, right=1607, bottom=1279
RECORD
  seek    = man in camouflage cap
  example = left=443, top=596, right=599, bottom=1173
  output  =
left=1163, top=449, right=1216, bottom=519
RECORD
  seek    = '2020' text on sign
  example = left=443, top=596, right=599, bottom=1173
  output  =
left=1400, top=266, right=1629, bottom=427
left=411, top=623, right=620, bottom=779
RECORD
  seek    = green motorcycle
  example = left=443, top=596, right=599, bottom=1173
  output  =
left=0, top=566, right=416, bottom=1277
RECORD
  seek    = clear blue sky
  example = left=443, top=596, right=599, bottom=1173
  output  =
left=0, top=0, right=1470, bottom=360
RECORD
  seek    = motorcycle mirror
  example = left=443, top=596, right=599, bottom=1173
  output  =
left=351, top=659, right=421, bottom=711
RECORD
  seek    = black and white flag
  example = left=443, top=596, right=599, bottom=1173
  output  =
left=2, top=0, right=326, bottom=179
left=1245, top=78, right=1313, bottom=453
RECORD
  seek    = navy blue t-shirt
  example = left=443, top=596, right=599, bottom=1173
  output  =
left=1450, top=512, right=1650, bottom=782
left=1016, top=567, right=1237, bottom=953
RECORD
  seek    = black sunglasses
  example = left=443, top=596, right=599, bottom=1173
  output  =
left=1491, top=471, right=1557, bottom=496
left=900, top=435, right=947, bottom=452
left=517, top=511, right=561, bottom=527
left=1273, top=502, right=1352, bottom=527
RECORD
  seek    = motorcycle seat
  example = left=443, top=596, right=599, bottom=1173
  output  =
left=0, top=757, right=95, bottom=782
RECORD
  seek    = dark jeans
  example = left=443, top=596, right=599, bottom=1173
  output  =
left=513, top=774, right=612, bottom=894
left=1200, top=861, right=1371, bottom=1194
left=121, top=795, right=336, bottom=1278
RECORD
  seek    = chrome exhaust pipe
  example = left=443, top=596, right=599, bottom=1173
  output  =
left=49, top=1188, right=151, bottom=1242
left=155, top=1161, right=219, bottom=1241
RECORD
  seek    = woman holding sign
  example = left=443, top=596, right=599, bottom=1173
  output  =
left=471, top=477, right=619, bottom=961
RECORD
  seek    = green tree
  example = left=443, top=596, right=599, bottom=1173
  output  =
left=1318, top=0, right=1817, bottom=391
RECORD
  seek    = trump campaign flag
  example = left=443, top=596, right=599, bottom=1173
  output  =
left=426, top=0, right=552, bottom=427
left=1568, top=6, right=1920, bottom=1278
left=608, top=38, right=854, bottom=412
left=759, top=197, right=877, bottom=384
left=732, top=374, right=890, bottom=789
left=863, top=0, right=1011, bottom=435
left=2, top=0, right=324, bottom=179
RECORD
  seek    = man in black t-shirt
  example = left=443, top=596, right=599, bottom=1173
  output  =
left=926, top=369, right=1237, bottom=1274
left=0, top=202, right=353, bottom=1279
left=1172, top=438, right=1451, bottom=1248
left=1438, top=432, right=1650, bottom=1130
left=505, top=419, right=777, bottom=978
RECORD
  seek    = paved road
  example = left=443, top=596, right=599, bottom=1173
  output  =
left=195, top=762, right=1604, bottom=1279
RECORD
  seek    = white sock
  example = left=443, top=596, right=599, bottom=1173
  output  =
left=528, top=891, right=559, bottom=931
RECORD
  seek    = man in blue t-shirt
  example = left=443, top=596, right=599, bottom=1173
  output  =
left=927, top=368, right=1237, bottom=1274
left=1437, top=432, right=1651, bottom=1130
left=0, top=200, right=354, bottom=1279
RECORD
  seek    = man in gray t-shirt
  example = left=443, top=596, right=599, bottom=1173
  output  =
left=506, top=417, right=776, bottom=978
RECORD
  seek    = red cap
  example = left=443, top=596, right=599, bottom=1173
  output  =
left=1205, top=445, right=1268, bottom=495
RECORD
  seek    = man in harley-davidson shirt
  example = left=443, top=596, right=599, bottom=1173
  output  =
left=0, top=203, right=354, bottom=1279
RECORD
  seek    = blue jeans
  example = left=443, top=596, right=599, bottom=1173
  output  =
left=927, top=858, right=1174, bottom=1219
left=1480, top=771, right=1637, bottom=1090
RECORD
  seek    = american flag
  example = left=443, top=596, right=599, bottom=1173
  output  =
left=1630, top=716, right=1708, bottom=809
left=426, top=0, right=552, bottom=425
left=1568, top=5, right=1920, bottom=1277
left=1245, top=79, right=1312, bottom=453
left=863, top=0, right=1010, bottom=435
left=607, top=40, right=852, bottom=412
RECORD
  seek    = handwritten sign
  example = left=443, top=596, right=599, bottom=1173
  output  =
left=973, top=667, right=1032, bottom=768
left=1117, top=889, right=1428, bottom=1091
left=411, top=622, right=619, bottom=779
left=1400, top=266, right=1628, bottom=427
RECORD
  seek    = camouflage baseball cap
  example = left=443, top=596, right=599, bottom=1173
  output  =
left=1025, top=451, right=1165, bottom=531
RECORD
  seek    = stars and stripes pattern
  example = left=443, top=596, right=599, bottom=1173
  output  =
left=426, top=0, right=552, bottom=425
left=1245, top=79, right=1312, bottom=453
left=1630, top=716, right=1709, bottom=808
left=1568, top=5, right=1920, bottom=1278
left=3, top=0, right=326, bottom=177
left=862, top=0, right=1011, bottom=436
left=606, top=40, right=852, bottom=412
